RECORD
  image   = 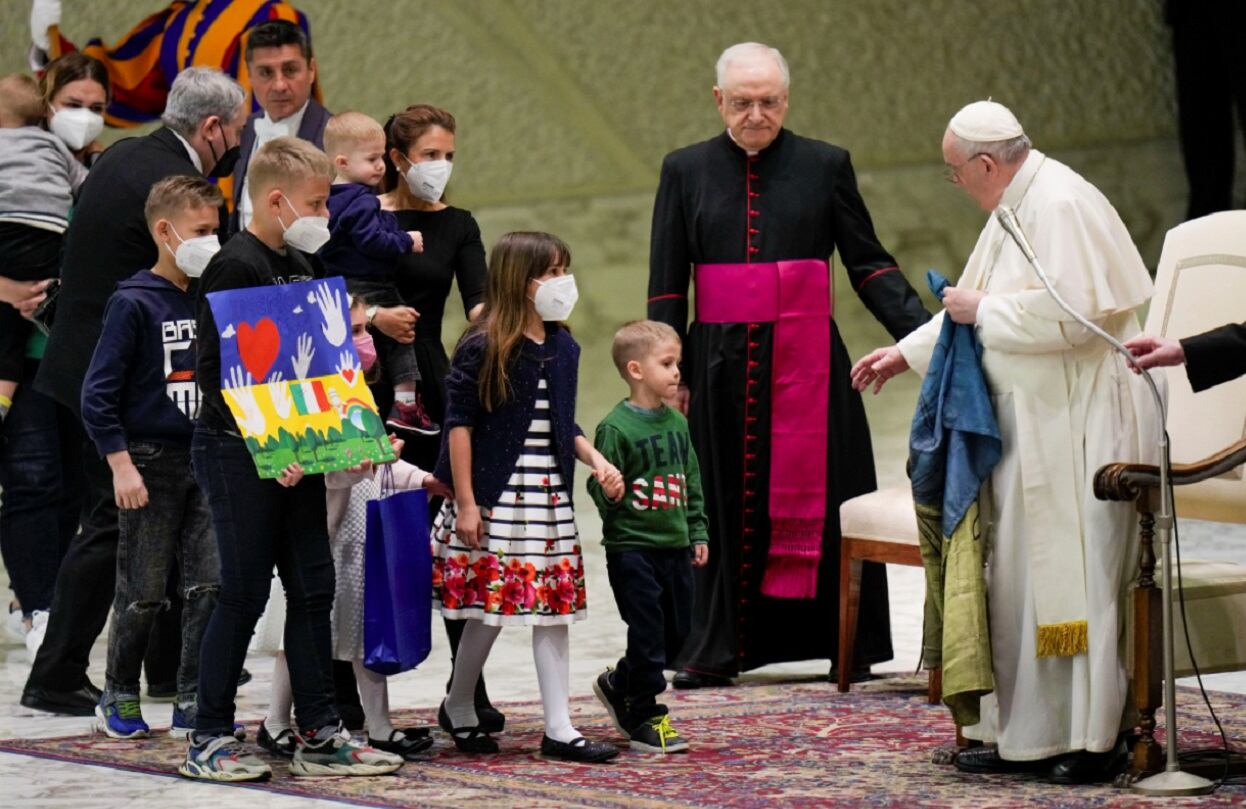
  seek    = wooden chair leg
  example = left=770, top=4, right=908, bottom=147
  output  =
left=927, top=667, right=942, bottom=705
left=837, top=547, right=863, bottom=693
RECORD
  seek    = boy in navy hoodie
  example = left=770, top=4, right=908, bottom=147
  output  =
left=318, top=111, right=438, bottom=437
left=81, top=176, right=225, bottom=740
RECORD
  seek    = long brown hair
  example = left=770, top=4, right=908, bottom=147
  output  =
left=39, top=52, right=111, bottom=110
left=468, top=231, right=572, bottom=412
left=381, top=104, right=456, bottom=193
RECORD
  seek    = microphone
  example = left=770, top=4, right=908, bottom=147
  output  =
left=995, top=205, right=1037, bottom=262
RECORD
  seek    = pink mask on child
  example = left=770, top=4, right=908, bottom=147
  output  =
left=353, top=332, right=377, bottom=371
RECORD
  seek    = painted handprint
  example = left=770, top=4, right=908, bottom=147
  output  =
left=268, top=371, right=293, bottom=419
left=291, top=333, right=315, bottom=380
left=314, top=282, right=347, bottom=346
left=336, top=349, right=361, bottom=386
left=223, top=366, right=266, bottom=435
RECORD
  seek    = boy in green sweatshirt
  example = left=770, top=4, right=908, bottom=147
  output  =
left=588, top=320, right=709, bottom=754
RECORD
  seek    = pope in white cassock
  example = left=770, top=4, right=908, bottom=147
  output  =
left=852, top=101, right=1160, bottom=785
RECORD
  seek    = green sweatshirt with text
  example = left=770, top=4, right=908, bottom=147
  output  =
left=587, top=400, right=709, bottom=551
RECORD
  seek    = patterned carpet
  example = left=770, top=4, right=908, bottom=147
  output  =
left=1, top=675, right=1244, bottom=808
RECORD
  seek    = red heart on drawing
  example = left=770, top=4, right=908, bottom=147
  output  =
left=236, top=318, right=281, bottom=382
left=340, top=366, right=356, bottom=385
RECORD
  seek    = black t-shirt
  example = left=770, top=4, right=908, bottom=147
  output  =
left=195, top=231, right=320, bottom=432
left=391, top=207, right=487, bottom=340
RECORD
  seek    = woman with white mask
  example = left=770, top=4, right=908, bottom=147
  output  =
left=375, top=104, right=497, bottom=731
left=41, top=53, right=110, bottom=165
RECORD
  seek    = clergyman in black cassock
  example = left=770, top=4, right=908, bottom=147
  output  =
left=647, top=43, right=931, bottom=683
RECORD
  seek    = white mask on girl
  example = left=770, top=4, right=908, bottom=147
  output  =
left=531, top=275, right=579, bottom=321
left=403, top=157, right=453, bottom=202
left=49, top=106, right=105, bottom=150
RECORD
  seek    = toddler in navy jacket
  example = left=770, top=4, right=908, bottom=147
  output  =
left=318, top=111, right=438, bottom=437
left=80, top=176, right=224, bottom=741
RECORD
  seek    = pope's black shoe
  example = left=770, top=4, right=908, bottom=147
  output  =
left=672, top=669, right=733, bottom=690
left=1046, top=737, right=1130, bottom=785
left=20, top=682, right=102, bottom=716
left=953, top=745, right=1051, bottom=775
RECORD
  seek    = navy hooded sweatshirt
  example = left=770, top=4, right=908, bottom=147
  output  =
left=319, top=182, right=414, bottom=281
left=81, top=269, right=200, bottom=456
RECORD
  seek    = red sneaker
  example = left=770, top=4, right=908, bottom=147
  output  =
left=386, top=397, right=441, bottom=436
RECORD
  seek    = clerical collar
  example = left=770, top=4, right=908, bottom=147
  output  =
left=726, top=128, right=759, bottom=156
left=170, top=129, right=203, bottom=173
left=999, top=148, right=1046, bottom=210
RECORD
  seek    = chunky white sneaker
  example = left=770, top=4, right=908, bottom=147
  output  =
left=24, top=610, right=48, bottom=655
left=179, top=734, right=271, bottom=782
left=290, top=724, right=403, bottom=777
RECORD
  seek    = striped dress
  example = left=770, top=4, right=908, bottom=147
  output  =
left=431, top=375, right=586, bottom=626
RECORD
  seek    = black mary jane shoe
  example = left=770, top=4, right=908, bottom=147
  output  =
left=671, top=669, right=733, bottom=690
left=439, top=699, right=505, bottom=735
left=370, top=727, right=435, bottom=759
left=450, top=727, right=499, bottom=754
left=540, top=735, right=619, bottom=763
left=1045, top=738, right=1129, bottom=785
left=953, top=745, right=1051, bottom=775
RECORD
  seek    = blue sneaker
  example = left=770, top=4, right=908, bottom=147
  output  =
left=95, top=694, right=150, bottom=740
left=169, top=702, right=245, bottom=741
left=179, top=734, right=271, bottom=782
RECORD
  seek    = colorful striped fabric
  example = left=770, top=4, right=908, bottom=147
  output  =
left=290, top=378, right=331, bottom=415
left=48, top=0, right=322, bottom=128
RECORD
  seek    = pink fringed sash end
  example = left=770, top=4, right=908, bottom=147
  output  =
left=759, top=517, right=825, bottom=599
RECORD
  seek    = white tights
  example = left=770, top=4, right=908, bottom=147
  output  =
left=444, top=620, right=578, bottom=743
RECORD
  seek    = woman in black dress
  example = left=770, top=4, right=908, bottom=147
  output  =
left=375, top=104, right=499, bottom=729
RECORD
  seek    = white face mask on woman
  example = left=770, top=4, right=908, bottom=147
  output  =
left=403, top=157, right=453, bottom=202
left=531, top=274, right=579, bottom=321
left=49, top=106, right=105, bottom=150
left=164, top=224, right=220, bottom=278
left=277, top=194, right=331, bottom=253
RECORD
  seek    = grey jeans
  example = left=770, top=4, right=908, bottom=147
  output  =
left=105, top=441, right=218, bottom=704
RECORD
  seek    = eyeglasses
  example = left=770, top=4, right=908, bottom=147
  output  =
left=943, top=152, right=987, bottom=184
left=725, top=96, right=786, bottom=114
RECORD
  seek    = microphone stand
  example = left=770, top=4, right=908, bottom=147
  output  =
left=994, top=205, right=1214, bottom=797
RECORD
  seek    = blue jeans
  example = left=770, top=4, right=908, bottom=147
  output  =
left=0, top=361, right=82, bottom=614
left=191, top=428, right=338, bottom=736
left=105, top=441, right=217, bottom=704
left=605, top=547, right=695, bottom=728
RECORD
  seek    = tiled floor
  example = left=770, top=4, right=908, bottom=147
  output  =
left=1, top=508, right=1241, bottom=807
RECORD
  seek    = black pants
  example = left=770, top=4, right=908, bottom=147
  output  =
left=192, top=428, right=338, bottom=736
left=605, top=547, right=695, bottom=728
left=0, top=224, right=62, bottom=381
left=1171, top=4, right=1246, bottom=219
left=0, top=361, right=82, bottom=614
left=25, top=438, right=180, bottom=692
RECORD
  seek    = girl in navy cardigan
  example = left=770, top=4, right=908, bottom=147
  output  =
left=431, top=231, right=623, bottom=763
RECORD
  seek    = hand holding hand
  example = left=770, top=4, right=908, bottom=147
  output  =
left=422, top=475, right=454, bottom=499
left=592, top=458, right=624, bottom=501
left=850, top=346, right=909, bottom=394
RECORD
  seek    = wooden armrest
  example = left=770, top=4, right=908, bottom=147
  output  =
left=1095, top=436, right=1246, bottom=502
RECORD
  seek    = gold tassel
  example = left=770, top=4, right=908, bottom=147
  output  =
left=1036, top=620, right=1089, bottom=657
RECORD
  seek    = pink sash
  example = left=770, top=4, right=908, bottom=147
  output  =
left=694, top=260, right=831, bottom=599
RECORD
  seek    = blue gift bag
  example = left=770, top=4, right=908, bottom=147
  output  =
left=363, top=467, right=432, bottom=675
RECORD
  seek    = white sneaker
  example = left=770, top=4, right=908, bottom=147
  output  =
left=24, top=610, right=49, bottom=655
left=4, top=605, right=29, bottom=643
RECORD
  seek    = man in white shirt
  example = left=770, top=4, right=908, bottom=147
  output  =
left=230, top=19, right=331, bottom=233
left=852, top=101, right=1159, bottom=785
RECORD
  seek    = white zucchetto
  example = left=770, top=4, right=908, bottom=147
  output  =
left=948, top=100, right=1025, bottom=142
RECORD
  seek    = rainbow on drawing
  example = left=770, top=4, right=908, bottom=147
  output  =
left=206, top=276, right=395, bottom=479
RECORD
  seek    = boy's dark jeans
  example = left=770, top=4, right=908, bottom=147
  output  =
left=345, top=279, right=420, bottom=384
left=105, top=441, right=217, bottom=704
left=191, top=428, right=338, bottom=736
left=605, top=547, right=695, bottom=729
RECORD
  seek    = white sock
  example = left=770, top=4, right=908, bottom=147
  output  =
left=266, top=652, right=293, bottom=734
left=394, top=389, right=416, bottom=405
left=445, top=620, right=500, bottom=731
left=352, top=660, right=394, bottom=740
left=533, top=624, right=578, bottom=744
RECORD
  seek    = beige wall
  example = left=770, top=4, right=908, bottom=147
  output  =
left=1, top=1, right=1211, bottom=484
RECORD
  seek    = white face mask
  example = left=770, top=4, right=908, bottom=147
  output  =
left=165, top=224, right=220, bottom=278
left=403, top=157, right=453, bottom=202
left=49, top=106, right=105, bottom=150
left=531, top=274, right=578, bottom=321
left=277, top=193, right=331, bottom=253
